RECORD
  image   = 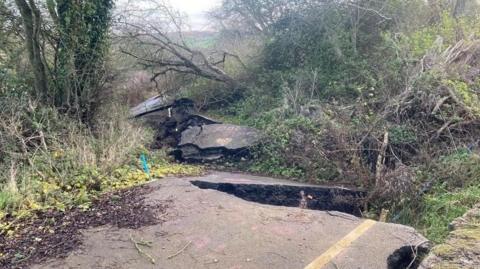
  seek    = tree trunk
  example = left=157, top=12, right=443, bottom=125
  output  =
left=14, top=0, right=49, bottom=99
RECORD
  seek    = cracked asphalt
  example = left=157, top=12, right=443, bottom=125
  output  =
left=33, top=172, right=428, bottom=269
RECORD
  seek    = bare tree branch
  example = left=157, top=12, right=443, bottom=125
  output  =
left=115, top=0, right=241, bottom=90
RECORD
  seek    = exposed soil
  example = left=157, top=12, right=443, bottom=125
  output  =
left=203, top=166, right=362, bottom=188
left=191, top=180, right=366, bottom=216
left=0, top=185, right=170, bottom=269
left=387, top=245, right=430, bottom=269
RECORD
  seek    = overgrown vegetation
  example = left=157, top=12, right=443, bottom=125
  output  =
left=393, top=151, right=480, bottom=243
left=2, top=0, right=480, bottom=255
left=0, top=0, right=203, bottom=244
left=137, top=0, right=480, bottom=243
left=0, top=85, right=202, bottom=234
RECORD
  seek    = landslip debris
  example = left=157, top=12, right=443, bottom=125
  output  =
left=130, top=96, right=262, bottom=161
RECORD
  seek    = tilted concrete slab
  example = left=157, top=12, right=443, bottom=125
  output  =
left=33, top=172, right=428, bottom=269
left=192, top=171, right=357, bottom=188
left=179, top=124, right=263, bottom=150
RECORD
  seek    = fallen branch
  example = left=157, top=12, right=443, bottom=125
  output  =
left=434, top=119, right=454, bottom=140
left=130, top=234, right=156, bottom=264
left=431, top=96, right=450, bottom=115
left=167, top=241, right=192, bottom=259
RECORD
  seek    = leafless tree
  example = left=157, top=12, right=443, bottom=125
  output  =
left=116, top=0, right=241, bottom=91
left=210, top=0, right=326, bottom=34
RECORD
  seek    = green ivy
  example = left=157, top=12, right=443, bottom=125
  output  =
left=54, top=0, right=114, bottom=121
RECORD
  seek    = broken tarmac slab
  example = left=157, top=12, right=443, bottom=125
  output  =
left=130, top=96, right=221, bottom=148
left=190, top=172, right=366, bottom=216
left=175, top=124, right=263, bottom=161
left=33, top=172, right=429, bottom=269
left=131, top=96, right=263, bottom=160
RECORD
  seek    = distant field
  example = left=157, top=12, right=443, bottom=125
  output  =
left=183, top=31, right=219, bottom=49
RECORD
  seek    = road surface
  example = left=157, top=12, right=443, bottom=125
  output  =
left=33, top=172, right=428, bottom=269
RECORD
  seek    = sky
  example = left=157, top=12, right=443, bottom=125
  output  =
left=169, top=0, right=222, bottom=31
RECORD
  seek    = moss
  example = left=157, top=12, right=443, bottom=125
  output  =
left=425, top=205, right=480, bottom=268
left=432, top=244, right=456, bottom=258
left=428, top=231, right=480, bottom=268
left=453, top=228, right=480, bottom=241
left=435, top=263, right=463, bottom=269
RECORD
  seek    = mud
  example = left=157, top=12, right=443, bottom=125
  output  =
left=387, top=245, right=430, bottom=269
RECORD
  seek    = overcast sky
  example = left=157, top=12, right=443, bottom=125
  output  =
left=170, top=0, right=222, bottom=30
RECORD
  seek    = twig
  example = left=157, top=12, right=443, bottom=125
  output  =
left=375, top=131, right=389, bottom=187
left=434, top=120, right=453, bottom=139
left=130, top=234, right=156, bottom=264
left=406, top=240, right=430, bottom=269
left=345, top=2, right=392, bottom=20
left=431, top=96, right=450, bottom=115
left=167, top=241, right=192, bottom=259
left=265, top=251, right=288, bottom=260
left=9, top=160, right=18, bottom=193
left=137, top=240, right=153, bottom=247
left=326, top=211, right=358, bottom=221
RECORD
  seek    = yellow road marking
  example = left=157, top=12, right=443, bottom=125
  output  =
left=304, top=219, right=377, bottom=269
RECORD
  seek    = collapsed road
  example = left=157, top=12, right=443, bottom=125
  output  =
left=33, top=172, right=430, bottom=269
left=122, top=97, right=431, bottom=268
left=130, top=96, right=262, bottom=161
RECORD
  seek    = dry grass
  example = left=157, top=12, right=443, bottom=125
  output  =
left=0, top=94, right=155, bottom=216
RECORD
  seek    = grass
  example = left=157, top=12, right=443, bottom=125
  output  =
left=420, top=185, right=480, bottom=243
left=392, top=151, right=480, bottom=243
left=0, top=98, right=203, bottom=237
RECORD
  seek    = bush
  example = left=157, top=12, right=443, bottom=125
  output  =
left=0, top=92, right=202, bottom=230
left=407, top=11, right=480, bottom=58
left=223, top=106, right=343, bottom=182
